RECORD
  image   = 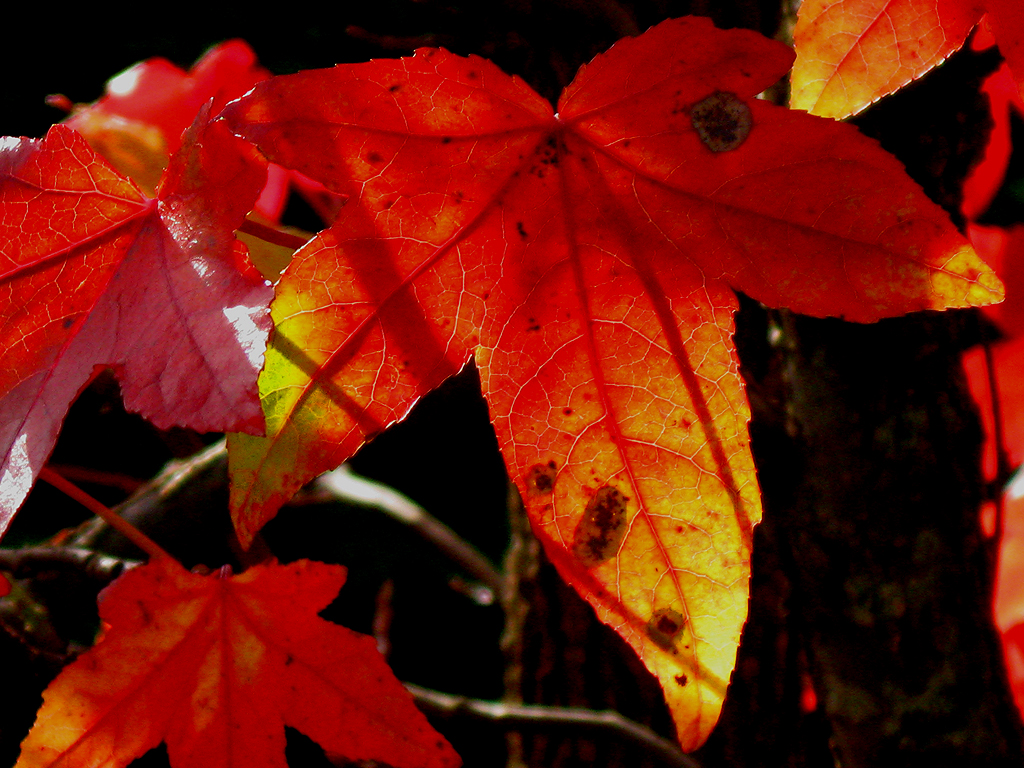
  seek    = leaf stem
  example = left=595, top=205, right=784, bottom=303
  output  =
left=39, top=467, right=176, bottom=564
left=236, top=217, right=311, bottom=251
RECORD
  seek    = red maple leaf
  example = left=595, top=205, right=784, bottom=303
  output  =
left=15, top=557, right=460, bottom=768
left=791, top=0, right=1024, bottom=118
left=0, top=107, right=273, bottom=537
left=219, top=17, right=999, bottom=749
left=66, top=40, right=269, bottom=156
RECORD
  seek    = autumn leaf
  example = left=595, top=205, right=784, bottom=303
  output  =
left=0, top=108, right=272, bottom=538
left=61, top=40, right=292, bottom=258
left=791, top=0, right=983, bottom=118
left=987, top=0, right=1024, bottom=97
left=791, top=0, right=1024, bottom=119
left=16, top=557, right=460, bottom=768
left=66, top=39, right=270, bottom=160
left=222, top=16, right=999, bottom=749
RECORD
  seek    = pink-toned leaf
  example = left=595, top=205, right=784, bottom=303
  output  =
left=0, top=109, right=272, bottom=537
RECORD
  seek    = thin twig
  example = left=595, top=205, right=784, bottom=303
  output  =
left=315, top=465, right=504, bottom=596
left=39, top=467, right=175, bottom=563
left=499, top=480, right=540, bottom=768
left=67, top=439, right=228, bottom=550
left=0, top=546, right=139, bottom=583
left=405, top=683, right=701, bottom=768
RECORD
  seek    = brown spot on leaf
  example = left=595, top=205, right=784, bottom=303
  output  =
left=366, top=151, right=384, bottom=164
left=647, top=608, right=687, bottom=651
left=691, top=91, right=752, bottom=152
left=526, top=460, right=557, bottom=495
left=572, top=485, right=629, bottom=567
left=516, top=221, right=528, bottom=240
left=675, top=674, right=688, bottom=687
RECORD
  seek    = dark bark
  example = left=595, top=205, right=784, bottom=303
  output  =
left=735, top=307, right=1024, bottom=766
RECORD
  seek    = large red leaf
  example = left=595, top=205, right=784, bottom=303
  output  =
left=0, top=110, right=272, bottom=537
left=16, top=558, right=460, bottom=768
left=223, top=17, right=999, bottom=749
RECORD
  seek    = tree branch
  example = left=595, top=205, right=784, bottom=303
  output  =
left=405, top=683, right=700, bottom=768
left=0, top=547, right=138, bottom=583
left=314, top=465, right=504, bottom=598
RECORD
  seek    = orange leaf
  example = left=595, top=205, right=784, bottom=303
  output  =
left=16, top=558, right=460, bottom=768
left=222, top=17, right=999, bottom=749
left=791, top=0, right=984, bottom=118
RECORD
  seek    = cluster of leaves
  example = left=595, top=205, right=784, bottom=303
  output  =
left=1, top=4, right=1021, bottom=765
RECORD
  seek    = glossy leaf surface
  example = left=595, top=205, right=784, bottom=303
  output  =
left=16, top=558, right=460, bottom=768
left=223, top=16, right=1000, bottom=748
left=0, top=112, right=272, bottom=537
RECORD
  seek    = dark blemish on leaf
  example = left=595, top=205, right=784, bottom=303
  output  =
left=383, top=198, right=396, bottom=209
left=647, top=608, right=687, bottom=651
left=285, top=654, right=294, bottom=665
left=441, top=136, right=452, bottom=144
left=467, top=70, right=479, bottom=80
left=62, top=317, right=74, bottom=329
left=367, top=151, right=384, bottom=164
left=388, top=84, right=402, bottom=93
left=452, top=190, right=464, bottom=204
left=622, top=139, right=631, bottom=148
left=572, top=485, right=629, bottom=567
left=691, top=91, right=752, bottom=152
left=526, top=460, right=558, bottom=495
left=516, top=221, right=528, bottom=240
left=526, top=317, right=541, bottom=332
left=675, top=674, right=688, bottom=687
left=563, top=407, right=573, bottom=416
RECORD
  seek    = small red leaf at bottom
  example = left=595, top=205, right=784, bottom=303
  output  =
left=16, top=558, right=460, bottom=768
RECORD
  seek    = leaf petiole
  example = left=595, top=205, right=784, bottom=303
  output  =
left=38, top=466, right=176, bottom=564
left=236, top=217, right=311, bottom=251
